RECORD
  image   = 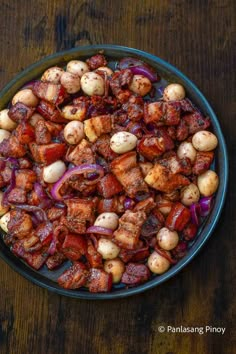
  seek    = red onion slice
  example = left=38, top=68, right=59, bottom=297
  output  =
left=51, top=163, right=104, bottom=201
left=199, top=197, right=214, bottom=217
left=129, top=66, right=159, bottom=83
left=190, top=203, right=200, bottom=226
left=86, top=225, right=113, bottom=236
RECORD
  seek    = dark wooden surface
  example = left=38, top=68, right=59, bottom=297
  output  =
left=0, top=1, right=235, bottom=353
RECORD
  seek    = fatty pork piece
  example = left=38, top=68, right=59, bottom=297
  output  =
left=110, top=151, right=148, bottom=198
left=66, top=139, right=95, bottom=165
left=113, top=210, right=146, bottom=250
left=137, top=130, right=174, bottom=161
left=84, top=115, right=112, bottom=142
left=8, top=209, right=33, bottom=239
left=145, top=159, right=190, bottom=193
left=61, top=198, right=95, bottom=234
left=58, top=262, right=89, bottom=289
left=144, top=101, right=180, bottom=125
left=0, top=136, right=26, bottom=158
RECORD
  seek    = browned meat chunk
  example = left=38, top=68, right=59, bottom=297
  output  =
left=29, top=142, right=66, bottom=165
left=15, top=169, right=37, bottom=191
left=176, top=119, right=189, bottom=141
left=35, top=120, right=52, bottom=144
left=110, top=69, right=133, bottom=103
left=93, top=134, right=118, bottom=161
left=144, top=101, right=180, bottom=126
left=66, top=139, right=95, bottom=165
left=192, top=151, right=214, bottom=175
left=88, top=268, right=112, bottom=293
left=8, top=102, right=35, bottom=122
left=121, top=263, right=150, bottom=285
left=8, top=210, right=33, bottom=239
left=110, top=152, right=148, bottom=198
left=47, top=207, right=66, bottom=221
left=138, top=130, right=174, bottom=161
left=58, top=262, right=89, bottom=289
left=14, top=122, right=35, bottom=144
left=97, top=196, right=126, bottom=215
left=33, top=81, right=65, bottom=105
left=97, top=173, right=123, bottom=198
left=37, top=100, right=67, bottom=123
left=7, top=187, right=27, bottom=204
left=113, top=210, right=146, bottom=249
left=86, top=54, right=107, bottom=70
left=84, top=115, right=112, bottom=142
left=133, top=197, right=156, bottom=214
left=145, top=163, right=190, bottom=193
left=0, top=136, right=26, bottom=158
left=183, top=112, right=211, bottom=134
left=122, top=95, right=144, bottom=121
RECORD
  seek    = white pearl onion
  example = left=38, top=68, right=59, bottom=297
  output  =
left=147, top=251, right=170, bottom=274
left=110, top=132, right=137, bottom=154
left=97, top=238, right=120, bottom=260
left=163, top=83, right=186, bottom=101
left=94, top=212, right=119, bottom=230
left=156, top=227, right=179, bottom=250
left=43, top=160, right=66, bottom=183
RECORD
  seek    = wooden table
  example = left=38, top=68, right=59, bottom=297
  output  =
left=0, top=1, right=234, bottom=353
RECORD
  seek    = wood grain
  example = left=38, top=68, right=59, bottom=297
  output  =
left=0, top=1, right=235, bottom=353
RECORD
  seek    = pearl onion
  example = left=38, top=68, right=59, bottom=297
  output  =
left=197, top=170, right=219, bottom=197
left=192, top=130, right=218, bottom=151
left=66, top=60, right=90, bottom=77
left=0, top=211, right=11, bottom=233
left=156, top=227, right=179, bottom=250
left=104, top=258, right=125, bottom=283
left=0, top=191, right=9, bottom=216
left=129, top=75, right=152, bottom=96
left=0, top=109, right=17, bottom=131
left=180, top=183, right=200, bottom=206
left=97, top=238, right=120, bottom=260
left=110, top=132, right=137, bottom=154
left=147, top=251, right=170, bottom=274
left=43, top=160, right=66, bottom=183
left=41, top=66, right=64, bottom=84
left=96, top=66, right=113, bottom=76
left=80, top=72, right=105, bottom=96
left=94, top=212, right=119, bottom=230
left=0, top=129, right=10, bottom=143
left=177, top=141, right=197, bottom=163
left=60, top=72, right=81, bottom=94
left=63, top=121, right=84, bottom=145
left=12, top=89, right=39, bottom=107
left=163, top=83, right=186, bottom=101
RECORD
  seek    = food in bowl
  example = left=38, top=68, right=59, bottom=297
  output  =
left=0, top=52, right=219, bottom=292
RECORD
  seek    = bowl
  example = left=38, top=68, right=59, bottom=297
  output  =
left=0, top=45, right=228, bottom=299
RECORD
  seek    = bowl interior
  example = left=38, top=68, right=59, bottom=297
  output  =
left=0, top=45, right=228, bottom=299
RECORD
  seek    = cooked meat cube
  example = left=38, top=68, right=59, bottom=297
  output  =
left=144, top=101, right=163, bottom=124
left=0, top=136, right=26, bottom=158
left=7, top=187, right=27, bottom=204
left=122, top=95, right=144, bottom=121
left=8, top=210, right=33, bottom=239
left=29, top=142, right=66, bottom=165
left=35, top=120, right=52, bottom=144
left=145, top=163, right=190, bottom=193
left=110, top=152, right=148, bottom=198
left=46, top=252, right=67, bottom=270
left=159, top=155, right=192, bottom=175
left=192, top=151, right=214, bottom=175
left=14, top=122, right=35, bottom=144
left=97, top=173, right=123, bottom=198
left=18, top=158, right=33, bottom=169
left=86, top=239, right=103, bottom=268
left=113, top=210, right=146, bottom=249
left=88, top=268, right=112, bottom=293
left=62, top=234, right=87, bottom=261
left=133, top=197, right=156, bottom=214
left=67, top=139, right=95, bottom=165
left=138, top=130, right=174, bottom=160
left=44, top=121, right=63, bottom=136
left=110, top=69, right=133, bottom=103
left=35, top=222, right=53, bottom=246
left=33, top=81, right=65, bottom=105
left=37, top=100, right=67, bottom=123
left=8, top=102, right=35, bottom=123
left=61, top=103, right=87, bottom=121
left=121, top=263, right=150, bottom=285
left=165, top=202, right=191, bottom=231
left=176, top=119, right=189, bottom=141
left=97, top=196, right=126, bottom=215
left=63, top=198, right=95, bottom=234
left=183, top=112, right=211, bottom=134
left=93, top=134, right=118, bottom=161
left=47, top=207, right=66, bottom=221
left=15, top=169, right=37, bottom=191
left=84, top=115, right=112, bottom=142
left=58, top=262, right=89, bottom=289
left=86, top=54, right=107, bottom=70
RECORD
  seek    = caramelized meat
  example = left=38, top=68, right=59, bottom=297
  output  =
left=8, top=210, right=33, bottom=239
left=66, top=139, right=95, bottom=165
left=97, top=173, right=123, bottom=198
left=88, top=268, right=112, bottom=293
left=8, top=102, right=35, bottom=122
left=84, top=115, right=112, bottom=142
left=0, top=136, right=26, bottom=158
left=58, top=262, right=89, bottom=289
left=15, top=169, right=37, bottom=191
left=86, top=54, right=107, bottom=70
left=29, top=142, right=66, bottom=165
left=192, top=151, right=214, bottom=175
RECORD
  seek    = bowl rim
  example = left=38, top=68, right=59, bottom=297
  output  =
left=0, top=44, right=229, bottom=299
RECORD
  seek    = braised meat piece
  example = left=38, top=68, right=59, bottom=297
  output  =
left=7, top=187, right=27, bottom=204
left=121, top=263, right=150, bottom=286
left=84, top=115, right=112, bottom=142
left=183, top=112, right=211, bottom=134
left=29, top=142, right=66, bottom=165
left=0, top=136, right=26, bottom=158
left=113, top=210, right=146, bottom=249
left=37, top=100, right=67, bottom=123
left=58, top=262, right=89, bottom=289
left=145, top=163, right=190, bottom=193
left=97, top=173, right=123, bottom=198
left=165, top=202, right=191, bottom=231
left=88, top=268, right=112, bottom=293
left=110, top=69, right=133, bottom=103
left=192, top=151, right=214, bottom=175
left=35, top=119, right=52, bottom=144
left=86, top=54, right=107, bottom=70
left=138, top=130, right=174, bottom=160
left=110, top=152, right=148, bottom=198
left=8, top=210, right=33, bottom=239
left=86, top=239, right=103, bottom=268
left=8, top=102, right=35, bottom=123
left=62, top=234, right=87, bottom=261
left=14, top=122, right=35, bottom=144
left=15, top=169, right=37, bottom=191
left=66, top=139, right=95, bottom=165
left=93, top=134, right=118, bottom=161
left=62, top=198, right=95, bottom=234
left=33, top=81, right=66, bottom=105
left=122, top=95, right=144, bottom=121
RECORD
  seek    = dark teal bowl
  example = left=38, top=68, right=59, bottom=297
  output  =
left=0, top=45, right=228, bottom=299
